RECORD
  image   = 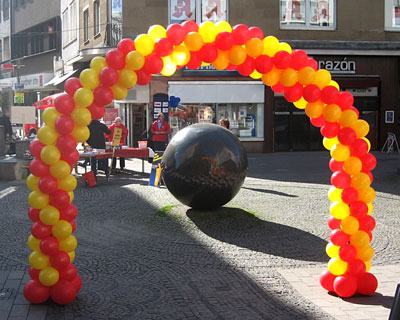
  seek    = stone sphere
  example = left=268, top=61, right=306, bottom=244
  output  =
left=162, top=123, right=248, bottom=209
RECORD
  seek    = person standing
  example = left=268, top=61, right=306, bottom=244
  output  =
left=108, top=117, right=128, bottom=174
left=219, top=118, right=230, bottom=129
left=87, top=119, right=111, bottom=180
left=150, top=113, right=170, bottom=152
left=0, top=110, right=15, bottom=155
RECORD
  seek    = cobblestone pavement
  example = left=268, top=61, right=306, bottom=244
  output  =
left=0, top=152, right=399, bottom=320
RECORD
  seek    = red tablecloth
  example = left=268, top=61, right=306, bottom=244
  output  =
left=80, top=148, right=149, bottom=160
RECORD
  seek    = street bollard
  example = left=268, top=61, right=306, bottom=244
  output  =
left=389, top=283, right=400, bottom=320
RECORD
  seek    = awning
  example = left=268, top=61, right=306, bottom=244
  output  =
left=34, top=92, right=65, bottom=109
left=44, top=69, right=79, bottom=87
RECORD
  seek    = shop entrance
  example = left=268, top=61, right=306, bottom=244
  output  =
left=120, top=103, right=147, bottom=148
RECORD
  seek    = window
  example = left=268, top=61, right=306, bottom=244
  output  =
left=385, top=0, right=400, bottom=30
left=169, top=0, right=228, bottom=24
left=0, top=40, right=2, bottom=62
left=70, top=0, right=77, bottom=41
left=280, top=0, right=336, bottom=30
left=62, top=8, right=70, bottom=45
left=3, top=0, right=9, bottom=20
left=84, top=8, right=89, bottom=42
left=94, top=0, right=100, bottom=36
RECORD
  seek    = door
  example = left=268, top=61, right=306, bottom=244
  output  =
left=124, top=103, right=146, bottom=147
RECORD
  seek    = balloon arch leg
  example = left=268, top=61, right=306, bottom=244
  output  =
left=24, top=21, right=378, bottom=304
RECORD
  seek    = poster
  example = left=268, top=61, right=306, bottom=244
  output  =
left=112, top=127, right=123, bottom=146
left=201, top=0, right=227, bottom=22
left=104, top=108, right=118, bottom=125
left=170, top=0, right=195, bottom=24
left=149, top=152, right=163, bottom=187
left=11, top=106, right=35, bottom=124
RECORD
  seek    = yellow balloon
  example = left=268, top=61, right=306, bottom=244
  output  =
left=28, top=191, right=50, bottom=209
left=71, top=125, right=90, bottom=142
left=330, top=201, right=350, bottom=219
left=249, top=69, right=262, bottom=79
left=330, top=144, right=350, bottom=162
left=362, top=137, right=371, bottom=152
left=58, top=174, right=77, bottom=192
left=367, top=202, right=373, bottom=215
left=305, top=100, right=324, bottom=118
left=68, top=250, right=76, bottom=262
left=40, top=145, right=61, bottom=165
left=313, top=69, right=331, bottom=89
left=328, top=257, right=347, bottom=276
left=261, top=66, right=280, bottom=86
left=343, top=156, right=362, bottom=175
left=329, top=80, right=340, bottom=90
left=50, top=160, right=71, bottom=180
left=134, top=34, right=155, bottom=56
left=245, top=38, right=263, bottom=58
left=148, top=24, right=167, bottom=40
left=212, top=50, right=230, bottom=70
left=42, top=107, right=61, bottom=127
left=52, top=220, right=73, bottom=239
left=279, top=68, right=298, bottom=87
left=328, top=186, right=342, bottom=202
left=29, top=251, right=49, bottom=270
left=326, top=242, right=339, bottom=258
left=228, top=45, right=246, bottom=65
left=356, top=245, right=374, bottom=261
left=322, top=104, right=342, bottom=122
left=350, top=230, right=370, bottom=248
left=298, top=67, right=316, bottom=85
left=171, top=45, right=190, bottom=66
left=262, top=36, right=280, bottom=57
left=198, top=21, right=217, bottom=43
left=68, top=191, right=74, bottom=203
left=39, top=266, right=59, bottom=287
left=74, top=87, right=94, bottom=108
left=365, top=260, right=371, bottom=272
left=118, top=69, right=138, bottom=88
left=215, top=20, right=232, bottom=33
left=26, top=174, right=40, bottom=191
left=279, top=42, right=292, bottom=53
left=161, top=56, right=177, bottom=76
left=351, top=119, right=370, bottom=138
left=184, top=32, right=204, bottom=52
left=126, top=51, right=145, bottom=71
left=339, top=110, right=358, bottom=127
left=90, top=56, right=107, bottom=74
left=71, top=107, right=92, bottom=127
left=39, top=205, right=60, bottom=225
left=27, top=235, right=41, bottom=252
left=59, top=235, right=78, bottom=252
left=79, top=68, right=99, bottom=90
left=293, top=97, right=307, bottom=110
left=37, top=126, right=59, bottom=145
left=111, top=85, right=128, bottom=100
left=358, top=186, right=376, bottom=203
left=340, top=216, right=359, bottom=235
left=323, top=136, right=339, bottom=151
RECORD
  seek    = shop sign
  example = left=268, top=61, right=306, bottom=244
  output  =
left=343, top=87, right=378, bottom=97
left=318, top=58, right=356, bottom=74
left=182, top=65, right=239, bottom=76
left=14, top=84, right=24, bottom=104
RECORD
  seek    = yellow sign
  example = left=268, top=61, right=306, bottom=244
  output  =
left=112, top=127, right=122, bottom=146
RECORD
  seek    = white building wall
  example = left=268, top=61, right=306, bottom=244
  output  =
left=61, top=0, right=80, bottom=70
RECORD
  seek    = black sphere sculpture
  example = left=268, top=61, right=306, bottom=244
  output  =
left=162, top=123, right=248, bottom=209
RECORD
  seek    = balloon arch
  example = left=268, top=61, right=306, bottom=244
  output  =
left=24, top=21, right=378, bottom=304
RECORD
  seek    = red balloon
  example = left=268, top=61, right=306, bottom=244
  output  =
left=64, top=77, right=82, bottom=96
left=29, top=267, right=41, bottom=280
left=50, top=251, right=71, bottom=270
left=87, top=102, right=105, bottom=120
left=200, top=43, right=218, bottom=63
left=181, top=20, right=198, bottom=33
left=71, top=275, right=82, bottom=293
left=40, top=236, right=60, bottom=256
left=307, top=57, right=318, bottom=70
left=341, top=187, right=358, bottom=205
left=55, top=93, right=75, bottom=115
left=321, top=86, right=340, bottom=104
left=57, top=134, right=77, bottom=154
left=338, top=244, right=357, bottom=262
left=358, top=215, right=376, bottom=232
left=337, top=91, right=354, bottom=110
left=55, top=115, right=74, bottom=135
left=289, top=50, right=308, bottom=70
left=320, top=121, right=340, bottom=138
left=319, top=270, right=336, bottom=292
left=357, top=272, right=378, bottom=295
left=29, top=139, right=45, bottom=158
left=30, top=159, right=50, bottom=177
left=166, top=23, right=186, bottom=45
left=60, top=204, right=78, bottom=221
left=334, top=275, right=357, bottom=298
left=349, top=106, right=360, bottom=117
left=271, top=82, right=285, bottom=94
left=71, top=220, right=76, bottom=233
left=329, top=158, right=343, bottom=172
left=94, top=86, right=114, bottom=105
left=226, top=63, right=237, bottom=70
left=232, top=24, right=250, bottom=45
left=31, top=221, right=52, bottom=239
left=254, top=55, right=273, bottom=74
left=186, top=51, right=202, bottom=70
left=106, top=49, right=125, bottom=70
left=360, top=153, right=377, bottom=171
left=99, top=67, right=119, bottom=87
left=28, top=207, right=40, bottom=222
left=136, top=69, right=152, bottom=86
left=59, top=264, right=78, bottom=281
left=273, top=50, right=291, bottom=69
left=143, top=54, right=164, bottom=74
left=350, top=201, right=368, bottom=219
left=347, top=259, right=366, bottom=276
left=38, top=175, right=58, bottom=194
left=284, top=83, right=303, bottom=102
left=349, top=139, right=368, bottom=157
left=338, top=127, right=357, bottom=146
left=215, top=31, right=234, bottom=51
left=24, top=280, right=50, bottom=304
left=310, top=115, right=326, bottom=128
left=237, top=56, right=255, bottom=76
left=50, top=190, right=70, bottom=208
left=49, top=279, right=77, bottom=305
left=117, top=38, right=135, bottom=55
left=330, top=229, right=350, bottom=246
left=248, top=26, right=264, bottom=39
left=303, top=84, right=321, bottom=102
left=331, top=171, right=351, bottom=189
left=154, top=38, right=173, bottom=57
left=328, top=216, right=341, bottom=230
left=60, top=150, right=79, bottom=167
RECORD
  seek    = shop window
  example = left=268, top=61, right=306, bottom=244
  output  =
left=169, top=0, right=228, bottom=24
left=280, top=0, right=336, bottom=30
left=385, top=0, right=400, bottom=30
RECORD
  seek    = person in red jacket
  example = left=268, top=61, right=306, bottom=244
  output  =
left=150, top=112, right=171, bottom=152
left=108, top=117, right=129, bottom=173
